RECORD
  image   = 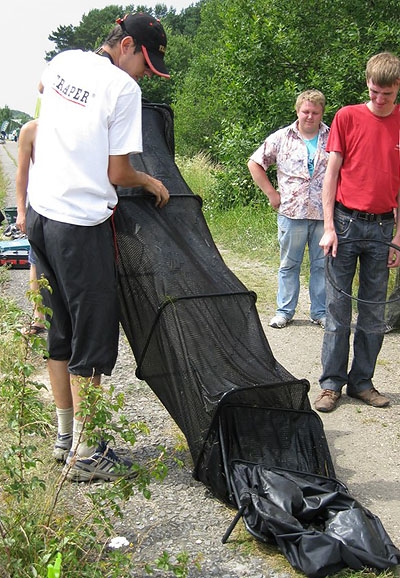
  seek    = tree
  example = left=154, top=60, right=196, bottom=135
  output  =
left=173, top=0, right=225, bottom=156
left=44, top=3, right=202, bottom=105
left=46, top=25, right=77, bottom=61
left=0, top=105, right=12, bottom=125
left=174, top=0, right=400, bottom=206
left=74, top=6, right=125, bottom=51
left=46, top=5, right=124, bottom=60
left=163, top=2, right=203, bottom=35
left=140, top=28, right=194, bottom=104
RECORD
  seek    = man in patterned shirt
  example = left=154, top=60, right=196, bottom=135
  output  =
left=248, top=90, right=329, bottom=328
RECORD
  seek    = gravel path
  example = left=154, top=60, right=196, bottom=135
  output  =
left=1, top=140, right=399, bottom=577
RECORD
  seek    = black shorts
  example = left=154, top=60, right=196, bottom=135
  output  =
left=26, top=206, right=119, bottom=376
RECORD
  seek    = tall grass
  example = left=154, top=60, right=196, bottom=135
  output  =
left=0, top=280, right=184, bottom=577
left=176, top=152, right=219, bottom=202
left=0, top=157, right=9, bottom=208
left=176, top=154, right=400, bottom=314
left=177, top=153, right=279, bottom=265
left=177, top=153, right=282, bottom=307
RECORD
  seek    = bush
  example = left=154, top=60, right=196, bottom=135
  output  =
left=0, top=279, right=171, bottom=577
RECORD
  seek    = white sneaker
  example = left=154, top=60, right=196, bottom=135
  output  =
left=63, top=441, right=137, bottom=482
left=311, top=316, right=326, bottom=329
left=269, top=315, right=291, bottom=329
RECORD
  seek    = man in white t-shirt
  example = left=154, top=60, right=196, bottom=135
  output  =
left=22, top=13, right=170, bottom=482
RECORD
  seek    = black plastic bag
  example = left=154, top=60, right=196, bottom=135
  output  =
left=231, top=465, right=400, bottom=577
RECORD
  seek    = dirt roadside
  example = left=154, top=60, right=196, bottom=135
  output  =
left=1, top=140, right=399, bottom=576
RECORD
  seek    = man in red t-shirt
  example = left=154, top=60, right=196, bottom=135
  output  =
left=315, top=52, right=400, bottom=413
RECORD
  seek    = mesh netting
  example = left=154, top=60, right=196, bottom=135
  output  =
left=114, top=103, right=333, bottom=501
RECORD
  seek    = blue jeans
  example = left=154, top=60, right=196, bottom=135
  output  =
left=276, top=215, right=325, bottom=320
left=320, top=207, right=394, bottom=394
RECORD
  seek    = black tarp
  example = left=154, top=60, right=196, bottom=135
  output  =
left=230, top=465, right=400, bottom=578
left=114, top=102, right=400, bottom=575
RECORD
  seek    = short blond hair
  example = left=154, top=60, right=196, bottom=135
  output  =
left=365, top=52, right=400, bottom=87
left=295, top=89, right=326, bottom=113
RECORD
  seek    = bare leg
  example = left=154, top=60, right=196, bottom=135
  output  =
left=70, top=373, right=101, bottom=421
left=48, top=360, right=101, bottom=457
left=47, top=358, right=101, bottom=417
left=29, top=264, right=45, bottom=326
left=48, top=359, right=74, bottom=461
left=70, top=375, right=101, bottom=457
left=47, top=359, right=73, bottom=409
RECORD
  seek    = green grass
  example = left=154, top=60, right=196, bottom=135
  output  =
left=178, top=154, right=400, bottom=312
left=177, top=154, right=308, bottom=308
left=176, top=152, right=220, bottom=202
left=205, top=203, right=278, bottom=260
left=177, top=153, right=278, bottom=257
left=177, top=153, right=281, bottom=308
left=0, top=157, right=9, bottom=209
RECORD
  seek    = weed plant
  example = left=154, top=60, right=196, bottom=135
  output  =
left=176, top=152, right=219, bottom=203
left=0, top=161, right=9, bottom=208
left=0, top=274, right=192, bottom=577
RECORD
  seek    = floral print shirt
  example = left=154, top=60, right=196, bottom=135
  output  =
left=250, top=120, right=330, bottom=220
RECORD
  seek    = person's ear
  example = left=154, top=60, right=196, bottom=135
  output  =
left=120, top=35, right=134, bottom=54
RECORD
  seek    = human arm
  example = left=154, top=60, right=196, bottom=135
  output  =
left=318, top=151, right=343, bottom=258
left=388, top=190, right=400, bottom=268
left=108, top=154, right=169, bottom=208
left=247, top=159, right=281, bottom=210
left=15, top=121, right=37, bottom=233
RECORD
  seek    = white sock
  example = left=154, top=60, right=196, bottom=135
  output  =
left=72, top=418, right=96, bottom=458
left=56, top=407, right=73, bottom=436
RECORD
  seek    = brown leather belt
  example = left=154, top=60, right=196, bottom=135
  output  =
left=335, top=201, right=393, bottom=222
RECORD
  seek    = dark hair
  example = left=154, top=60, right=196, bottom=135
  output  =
left=103, top=24, right=141, bottom=53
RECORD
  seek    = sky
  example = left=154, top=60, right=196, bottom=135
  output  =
left=0, top=0, right=195, bottom=117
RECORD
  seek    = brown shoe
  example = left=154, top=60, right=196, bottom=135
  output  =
left=348, top=387, right=390, bottom=408
left=314, top=390, right=341, bottom=412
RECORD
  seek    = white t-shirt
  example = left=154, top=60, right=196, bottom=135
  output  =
left=29, top=50, right=143, bottom=226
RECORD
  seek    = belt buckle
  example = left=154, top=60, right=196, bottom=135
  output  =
left=358, top=212, right=375, bottom=221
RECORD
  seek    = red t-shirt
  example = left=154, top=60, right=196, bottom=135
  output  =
left=327, top=103, right=400, bottom=213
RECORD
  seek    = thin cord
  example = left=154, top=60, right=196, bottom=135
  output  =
left=325, top=238, right=400, bottom=305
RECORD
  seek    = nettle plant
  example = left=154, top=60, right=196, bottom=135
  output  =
left=0, top=274, right=192, bottom=577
